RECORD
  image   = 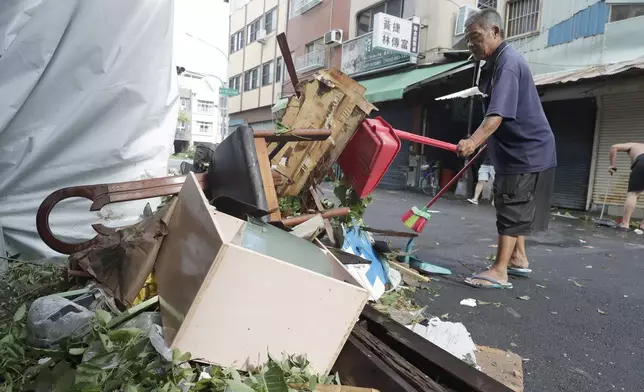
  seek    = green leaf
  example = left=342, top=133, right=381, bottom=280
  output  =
left=172, top=348, right=191, bottom=364
left=13, top=303, right=26, bottom=322
left=51, top=361, right=75, bottom=392
left=308, top=375, right=318, bottom=391
left=98, top=333, right=114, bottom=352
left=124, top=384, right=143, bottom=392
left=94, top=309, right=112, bottom=326
left=69, top=347, right=87, bottom=356
left=226, top=379, right=255, bottom=392
left=260, top=361, right=289, bottom=392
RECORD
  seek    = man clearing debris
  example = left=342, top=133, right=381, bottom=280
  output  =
left=456, top=8, right=557, bottom=289
left=609, top=142, right=644, bottom=230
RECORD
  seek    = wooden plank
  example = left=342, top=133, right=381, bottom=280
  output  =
left=351, top=324, right=448, bottom=392
left=387, top=261, right=430, bottom=283
left=360, top=305, right=514, bottom=392
left=255, top=139, right=281, bottom=221
left=332, top=335, right=419, bottom=392
left=309, top=186, right=335, bottom=245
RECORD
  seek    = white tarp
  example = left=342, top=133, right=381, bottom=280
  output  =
left=0, top=0, right=178, bottom=258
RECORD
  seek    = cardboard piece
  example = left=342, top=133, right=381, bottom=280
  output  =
left=476, top=346, right=524, bottom=392
left=155, top=173, right=369, bottom=374
left=71, top=199, right=176, bottom=306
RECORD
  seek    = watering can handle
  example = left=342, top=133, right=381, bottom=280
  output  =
left=393, top=129, right=458, bottom=153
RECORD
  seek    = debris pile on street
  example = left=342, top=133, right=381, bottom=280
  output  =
left=0, top=32, right=520, bottom=392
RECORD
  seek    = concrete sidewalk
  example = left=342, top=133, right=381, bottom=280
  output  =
left=348, top=187, right=644, bottom=392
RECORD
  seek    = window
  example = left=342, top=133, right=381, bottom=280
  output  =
left=262, top=61, right=273, bottom=86
left=177, top=122, right=186, bottom=132
left=610, top=4, right=644, bottom=22
left=197, top=121, right=213, bottom=134
left=264, top=8, right=277, bottom=34
left=275, top=57, right=283, bottom=82
left=506, top=0, right=540, bottom=38
left=356, top=0, right=404, bottom=36
left=180, top=97, right=190, bottom=111
left=243, top=67, right=259, bottom=91
left=247, top=18, right=261, bottom=44
left=230, top=30, right=244, bottom=53
left=290, top=0, right=323, bottom=19
left=306, top=38, right=324, bottom=53
left=197, top=100, right=215, bottom=113
left=228, top=75, right=241, bottom=92
left=477, top=0, right=497, bottom=9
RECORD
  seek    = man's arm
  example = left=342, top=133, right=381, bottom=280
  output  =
left=456, top=116, right=502, bottom=157
left=609, top=143, right=633, bottom=170
left=457, top=68, right=519, bottom=157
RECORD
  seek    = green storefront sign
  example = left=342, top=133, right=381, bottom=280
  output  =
left=219, top=87, right=239, bottom=96
left=341, top=32, right=413, bottom=77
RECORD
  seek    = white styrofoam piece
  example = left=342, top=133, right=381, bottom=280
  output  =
left=408, top=318, right=478, bottom=366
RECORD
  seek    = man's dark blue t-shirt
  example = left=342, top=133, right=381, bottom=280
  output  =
left=479, top=41, right=557, bottom=175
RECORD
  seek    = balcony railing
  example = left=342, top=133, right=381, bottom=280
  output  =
left=290, top=0, right=322, bottom=18
left=295, top=50, right=325, bottom=73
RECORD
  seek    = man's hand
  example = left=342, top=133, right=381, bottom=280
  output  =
left=456, top=138, right=477, bottom=158
left=609, top=166, right=617, bottom=175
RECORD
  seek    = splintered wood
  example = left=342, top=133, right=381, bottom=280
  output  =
left=271, top=68, right=376, bottom=196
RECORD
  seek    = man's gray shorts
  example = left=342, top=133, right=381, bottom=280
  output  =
left=493, top=167, right=556, bottom=236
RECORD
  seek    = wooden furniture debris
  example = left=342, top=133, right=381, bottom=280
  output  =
left=36, top=130, right=332, bottom=254
left=154, top=173, right=369, bottom=374
left=352, top=305, right=513, bottom=392
left=270, top=68, right=377, bottom=196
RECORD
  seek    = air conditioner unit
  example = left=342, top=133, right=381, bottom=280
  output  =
left=454, top=6, right=478, bottom=36
left=257, top=29, right=269, bottom=44
left=324, top=29, right=343, bottom=46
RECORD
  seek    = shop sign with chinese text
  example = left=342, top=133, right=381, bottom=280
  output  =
left=372, top=13, right=420, bottom=56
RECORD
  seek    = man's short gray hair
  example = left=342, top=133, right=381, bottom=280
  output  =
left=465, top=8, right=505, bottom=39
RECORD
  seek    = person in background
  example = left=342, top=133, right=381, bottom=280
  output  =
left=456, top=8, right=557, bottom=289
left=609, top=142, right=644, bottom=230
left=468, top=150, right=495, bottom=205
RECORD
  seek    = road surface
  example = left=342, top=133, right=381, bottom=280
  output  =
left=342, top=187, right=644, bottom=392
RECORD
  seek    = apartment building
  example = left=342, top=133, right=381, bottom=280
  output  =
left=174, top=0, right=229, bottom=149
left=281, top=0, right=351, bottom=96
left=175, top=71, right=222, bottom=152
left=227, top=0, right=288, bottom=133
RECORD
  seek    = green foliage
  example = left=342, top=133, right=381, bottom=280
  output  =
left=177, top=111, right=190, bottom=125
left=0, top=259, right=70, bottom=322
left=0, top=305, right=338, bottom=392
left=330, top=181, right=372, bottom=225
left=278, top=196, right=302, bottom=218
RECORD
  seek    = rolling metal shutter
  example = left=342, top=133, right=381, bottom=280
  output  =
left=592, top=92, right=644, bottom=209
left=374, top=101, right=412, bottom=191
left=542, top=98, right=596, bottom=210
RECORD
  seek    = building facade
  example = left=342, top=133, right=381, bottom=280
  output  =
left=176, top=71, right=222, bottom=151
left=281, top=0, right=351, bottom=96
left=227, top=0, right=288, bottom=133
left=502, top=0, right=644, bottom=214
left=174, top=0, right=230, bottom=148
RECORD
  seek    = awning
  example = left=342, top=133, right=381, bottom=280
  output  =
left=359, top=60, right=473, bottom=103
left=434, top=56, right=644, bottom=101
left=532, top=56, right=644, bottom=86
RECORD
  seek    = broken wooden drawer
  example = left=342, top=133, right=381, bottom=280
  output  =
left=155, top=173, right=369, bottom=374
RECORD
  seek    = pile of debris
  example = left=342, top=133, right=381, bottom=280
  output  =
left=1, top=37, right=518, bottom=391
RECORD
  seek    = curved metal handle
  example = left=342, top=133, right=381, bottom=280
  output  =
left=36, top=185, right=107, bottom=255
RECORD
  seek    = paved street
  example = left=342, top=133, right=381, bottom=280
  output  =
left=340, top=187, right=644, bottom=392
